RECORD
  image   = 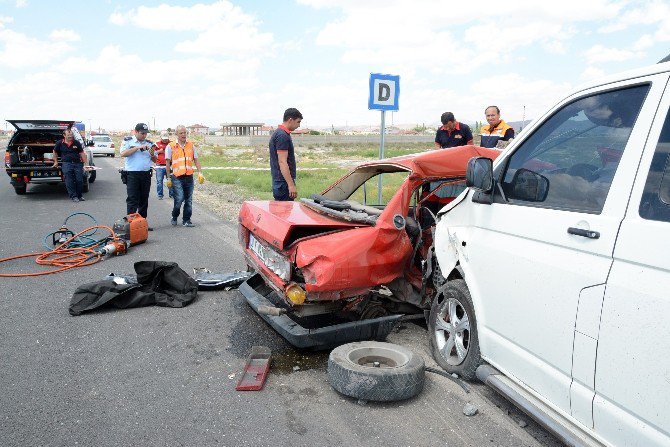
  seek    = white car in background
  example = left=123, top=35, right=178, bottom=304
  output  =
left=90, top=134, right=115, bottom=157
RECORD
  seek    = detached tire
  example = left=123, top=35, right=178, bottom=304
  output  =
left=82, top=175, right=90, bottom=193
left=328, top=341, right=425, bottom=402
left=428, top=279, right=481, bottom=380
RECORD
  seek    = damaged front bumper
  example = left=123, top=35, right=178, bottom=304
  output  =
left=240, top=273, right=404, bottom=350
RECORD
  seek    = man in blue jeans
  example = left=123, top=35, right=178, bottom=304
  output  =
left=153, top=131, right=172, bottom=199
left=165, top=125, right=204, bottom=227
left=269, top=108, right=302, bottom=200
left=52, top=128, right=88, bottom=202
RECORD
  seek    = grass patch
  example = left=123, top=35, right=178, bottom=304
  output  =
left=206, top=167, right=349, bottom=200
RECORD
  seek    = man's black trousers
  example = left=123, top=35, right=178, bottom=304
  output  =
left=126, top=171, right=152, bottom=218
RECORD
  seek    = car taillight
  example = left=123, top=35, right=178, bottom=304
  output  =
left=111, top=143, right=115, bottom=148
left=4, top=152, right=10, bottom=165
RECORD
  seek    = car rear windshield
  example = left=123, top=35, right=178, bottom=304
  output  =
left=92, top=136, right=112, bottom=142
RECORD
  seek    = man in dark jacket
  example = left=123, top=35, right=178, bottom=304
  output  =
left=434, top=112, right=473, bottom=148
left=52, top=128, right=88, bottom=202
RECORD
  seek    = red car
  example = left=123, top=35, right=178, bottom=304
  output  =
left=238, top=146, right=500, bottom=348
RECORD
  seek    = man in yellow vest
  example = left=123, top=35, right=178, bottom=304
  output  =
left=480, top=105, right=515, bottom=148
left=165, top=125, right=204, bottom=227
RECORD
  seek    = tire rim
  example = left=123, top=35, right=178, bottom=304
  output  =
left=434, top=297, right=470, bottom=366
left=346, top=346, right=410, bottom=369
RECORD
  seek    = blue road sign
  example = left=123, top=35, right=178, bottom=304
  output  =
left=368, top=73, right=400, bottom=111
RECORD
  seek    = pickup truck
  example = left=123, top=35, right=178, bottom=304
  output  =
left=4, top=120, right=96, bottom=195
left=432, top=59, right=670, bottom=446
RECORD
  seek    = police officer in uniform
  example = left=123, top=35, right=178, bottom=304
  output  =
left=120, top=123, right=156, bottom=229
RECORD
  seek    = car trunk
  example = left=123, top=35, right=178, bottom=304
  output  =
left=239, top=200, right=363, bottom=250
left=6, top=120, right=76, bottom=167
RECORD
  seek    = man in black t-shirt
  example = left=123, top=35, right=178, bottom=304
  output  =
left=53, top=128, right=88, bottom=202
left=434, top=112, right=473, bottom=148
left=269, top=108, right=303, bottom=201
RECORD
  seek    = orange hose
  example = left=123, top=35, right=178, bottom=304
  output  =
left=0, top=225, right=119, bottom=277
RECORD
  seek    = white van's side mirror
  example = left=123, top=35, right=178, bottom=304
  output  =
left=466, top=157, right=494, bottom=193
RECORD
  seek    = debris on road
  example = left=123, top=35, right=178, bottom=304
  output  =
left=192, top=268, right=252, bottom=290
left=463, top=403, right=479, bottom=416
left=236, top=346, right=272, bottom=391
left=69, top=261, right=198, bottom=315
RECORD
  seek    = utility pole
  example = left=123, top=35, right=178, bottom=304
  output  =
left=521, top=105, right=526, bottom=131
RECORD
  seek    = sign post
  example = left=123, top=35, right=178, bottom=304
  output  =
left=368, top=73, right=400, bottom=204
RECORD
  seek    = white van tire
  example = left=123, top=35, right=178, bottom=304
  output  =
left=429, top=279, right=481, bottom=380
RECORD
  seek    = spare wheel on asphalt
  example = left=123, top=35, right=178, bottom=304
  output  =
left=327, top=341, right=425, bottom=402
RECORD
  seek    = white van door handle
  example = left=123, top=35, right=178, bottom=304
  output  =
left=567, top=227, right=600, bottom=239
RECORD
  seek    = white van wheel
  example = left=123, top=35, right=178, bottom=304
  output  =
left=429, top=279, right=481, bottom=380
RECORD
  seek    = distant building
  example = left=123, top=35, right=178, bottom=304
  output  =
left=220, top=122, right=265, bottom=136
left=187, top=124, right=209, bottom=135
left=260, top=125, right=274, bottom=135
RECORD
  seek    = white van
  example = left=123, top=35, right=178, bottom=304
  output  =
left=432, top=59, right=670, bottom=446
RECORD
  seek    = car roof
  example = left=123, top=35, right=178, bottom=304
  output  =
left=6, top=120, right=76, bottom=131
left=355, top=145, right=501, bottom=178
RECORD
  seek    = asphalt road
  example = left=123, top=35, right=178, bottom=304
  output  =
left=0, top=156, right=562, bottom=447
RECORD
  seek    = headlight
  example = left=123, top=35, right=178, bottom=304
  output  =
left=248, top=234, right=291, bottom=281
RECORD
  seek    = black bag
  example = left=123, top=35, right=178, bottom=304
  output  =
left=119, top=169, right=128, bottom=184
left=69, top=261, right=199, bottom=316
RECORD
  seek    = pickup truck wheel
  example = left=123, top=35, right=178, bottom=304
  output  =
left=429, top=279, right=481, bottom=380
left=88, top=170, right=96, bottom=183
left=14, top=184, right=27, bottom=195
left=328, top=341, right=425, bottom=402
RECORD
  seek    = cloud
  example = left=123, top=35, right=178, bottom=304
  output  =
left=581, top=66, right=606, bottom=81
left=0, top=16, right=13, bottom=27
left=109, top=1, right=273, bottom=57
left=584, top=44, right=641, bottom=64
left=15, top=0, right=27, bottom=8
left=305, top=0, right=622, bottom=74
left=59, top=45, right=262, bottom=87
left=50, top=29, right=80, bottom=42
left=598, top=1, right=670, bottom=33
left=0, top=27, right=75, bottom=69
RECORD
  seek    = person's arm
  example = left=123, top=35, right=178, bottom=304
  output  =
left=277, top=151, right=297, bottom=199
left=502, top=128, right=515, bottom=141
left=434, top=142, right=442, bottom=149
left=52, top=145, right=59, bottom=168
left=165, top=144, right=172, bottom=176
left=79, top=149, right=87, bottom=165
left=434, top=131, right=442, bottom=149
left=464, top=126, right=474, bottom=145
left=121, top=141, right=150, bottom=157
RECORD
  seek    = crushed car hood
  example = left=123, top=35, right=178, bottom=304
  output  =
left=239, top=200, right=361, bottom=250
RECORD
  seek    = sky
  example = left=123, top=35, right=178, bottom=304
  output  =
left=0, top=0, right=669, bottom=132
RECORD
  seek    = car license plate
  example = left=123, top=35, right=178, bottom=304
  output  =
left=31, top=171, right=57, bottom=177
left=248, top=234, right=267, bottom=262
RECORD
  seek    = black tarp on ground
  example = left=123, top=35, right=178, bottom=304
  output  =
left=69, top=261, right=199, bottom=316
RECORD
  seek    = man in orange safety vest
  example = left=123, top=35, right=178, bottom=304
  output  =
left=165, top=125, right=204, bottom=227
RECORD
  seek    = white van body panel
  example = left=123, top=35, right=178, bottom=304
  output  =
left=434, top=63, right=670, bottom=446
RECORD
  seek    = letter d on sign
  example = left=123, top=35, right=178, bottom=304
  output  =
left=378, top=83, right=391, bottom=101
left=368, top=73, right=399, bottom=111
